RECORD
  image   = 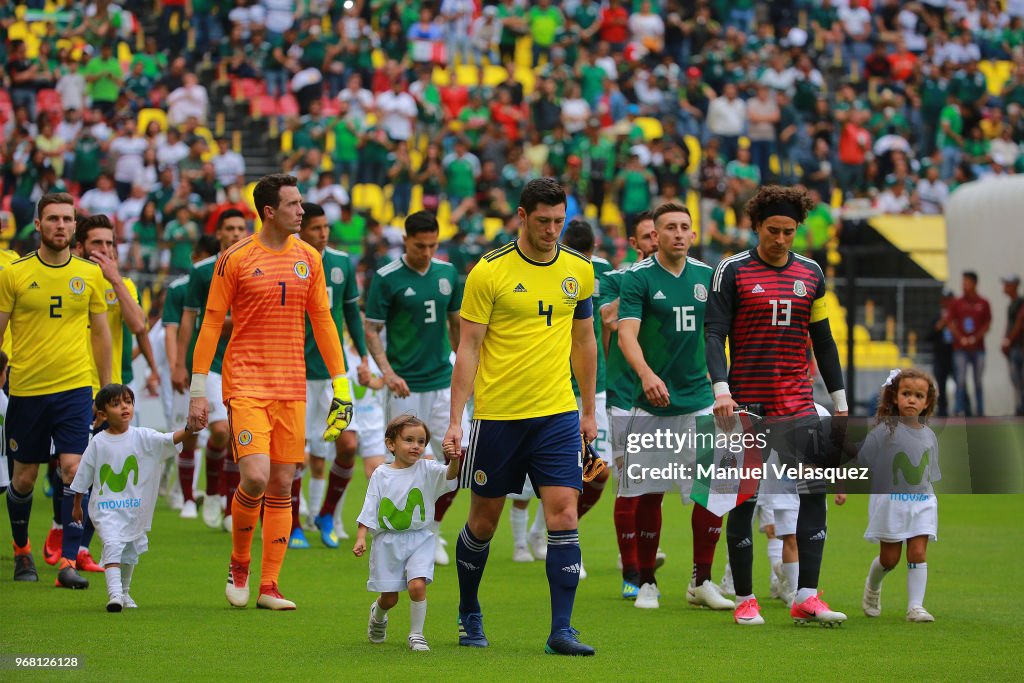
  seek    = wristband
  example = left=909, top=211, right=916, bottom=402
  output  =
left=713, top=382, right=731, bottom=398
left=190, top=373, right=208, bottom=399
left=830, top=389, right=848, bottom=413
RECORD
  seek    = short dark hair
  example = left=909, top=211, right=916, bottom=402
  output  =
left=519, top=177, right=566, bottom=215
left=217, top=208, right=245, bottom=230
left=384, top=414, right=431, bottom=449
left=626, top=210, right=654, bottom=239
left=746, top=185, right=815, bottom=228
left=37, top=192, right=75, bottom=221
left=195, top=234, right=220, bottom=258
left=561, top=219, right=595, bottom=254
left=75, top=213, right=114, bottom=246
left=300, top=202, right=325, bottom=227
left=651, top=201, right=691, bottom=225
left=95, top=383, right=135, bottom=413
left=252, top=173, right=298, bottom=222
left=963, top=270, right=978, bottom=284
left=405, top=210, right=439, bottom=237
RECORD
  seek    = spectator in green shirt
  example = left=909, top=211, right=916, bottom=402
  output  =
left=529, top=0, right=564, bottom=65
left=83, top=42, right=123, bottom=116
left=937, top=97, right=964, bottom=180
left=613, top=153, right=656, bottom=229
left=164, top=206, right=199, bottom=274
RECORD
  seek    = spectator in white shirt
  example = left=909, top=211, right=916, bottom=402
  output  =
left=212, top=136, right=247, bottom=188
left=56, top=59, right=87, bottom=112
left=80, top=173, right=123, bottom=223
left=157, top=128, right=190, bottom=179
left=876, top=180, right=914, bottom=214
left=441, top=0, right=476, bottom=67
left=376, top=82, right=418, bottom=142
left=916, top=163, right=950, bottom=215
left=108, top=118, right=151, bottom=200
left=706, top=83, right=747, bottom=161
left=166, top=73, right=210, bottom=126
left=470, top=6, right=501, bottom=67
left=336, top=72, right=375, bottom=119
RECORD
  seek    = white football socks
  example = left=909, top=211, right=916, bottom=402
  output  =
left=907, top=562, right=928, bottom=608
left=409, top=599, right=426, bottom=636
left=105, top=567, right=122, bottom=598
left=867, top=556, right=891, bottom=589
left=308, top=477, right=326, bottom=518
left=510, top=506, right=528, bottom=548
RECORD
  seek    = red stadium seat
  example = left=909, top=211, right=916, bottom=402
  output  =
left=278, top=95, right=299, bottom=117
left=252, top=94, right=279, bottom=118
left=321, top=98, right=340, bottom=117
left=36, top=89, right=63, bottom=115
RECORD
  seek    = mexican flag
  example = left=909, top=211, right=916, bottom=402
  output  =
left=689, top=413, right=763, bottom=516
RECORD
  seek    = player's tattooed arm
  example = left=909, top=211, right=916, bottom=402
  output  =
left=365, top=319, right=410, bottom=398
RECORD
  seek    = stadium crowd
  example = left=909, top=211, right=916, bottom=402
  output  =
left=4, top=0, right=1024, bottom=280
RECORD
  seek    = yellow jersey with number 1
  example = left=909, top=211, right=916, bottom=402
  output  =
left=0, top=252, right=107, bottom=396
left=460, top=242, right=595, bottom=421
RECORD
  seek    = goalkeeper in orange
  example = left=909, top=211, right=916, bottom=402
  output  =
left=188, top=174, right=352, bottom=610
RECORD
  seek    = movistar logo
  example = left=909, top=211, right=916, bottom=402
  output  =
left=379, top=488, right=425, bottom=531
left=100, top=455, right=139, bottom=494
left=892, top=449, right=929, bottom=486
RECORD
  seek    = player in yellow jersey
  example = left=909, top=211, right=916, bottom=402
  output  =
left=0, top=247, right=19, bottom=360
left=442, top=178, right=598, bottom=656
left=0, top=193, right=112, bottom=587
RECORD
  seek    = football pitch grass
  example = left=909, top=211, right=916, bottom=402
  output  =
left=1, top=474, right=1020, bottom=682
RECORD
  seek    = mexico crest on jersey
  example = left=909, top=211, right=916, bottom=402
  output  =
left=69, top=277, right=86, bottom=295
left=330, top=267, right=344, bottom=284
left=294, top=261, right=310, bottom=279
left=793, top=280, right=807, bottom=297
left=694, top=283, right=708, bottom=302
left=439, top=278, right=452, bottom=296
left=105, top=288, right=118, bottom=304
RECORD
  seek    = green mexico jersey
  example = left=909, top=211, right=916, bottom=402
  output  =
left=305, top=247, right=359, bottom=380
left=572, top=256, right=612, bottom=396
left=602, top=269, right=637, bottom=411
left=184, top=255, right=229, bottom=374
left=162, top=275, right=189, bottom=327
left=618, top=255, right=714, bottom=416
left=365, top=257, right=463, bottom=392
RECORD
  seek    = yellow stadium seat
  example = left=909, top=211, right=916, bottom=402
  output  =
left=600, top=201, right=623, bottom=228
left=138, top=108, right=168, bottom=133
left=244, top=181, right=262, bottom=232
left=513, top=67, right=535, bottom=95
left=980, top=60, right=1013, bottom=96
left=484, top=65, right=509, bottom=88
left=483, top=217, right=504, bottom=240
left=372, top=48, right=385, bottom=70
left=515, top=36, right=532, bottom=70
left=634, top=117, right=664, bottom=141
left=325, top=130, right=336, bottom=154
left=280, top=130, right=293, bottom=153
left=118, top=42, right=132, bottom=65
left=684, top=135, right=701, bottom=173
left=830, top=188, right=843, bottom=208
left=455, top=65, right=478, bottom=86
left=322, top=155, right=334, bottom=171
left=432, top=66, right=450, bottom=87
left=194, top=126, right=219, bottom=159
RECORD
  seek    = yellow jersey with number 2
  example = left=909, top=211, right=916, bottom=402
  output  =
left=0, top=252, right=107, bottom=396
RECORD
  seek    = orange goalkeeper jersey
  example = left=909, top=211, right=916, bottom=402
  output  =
left=191, top=235, right=346, bottom=401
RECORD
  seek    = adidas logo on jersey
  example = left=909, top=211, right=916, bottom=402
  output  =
left=404, top=287, right=416, bottom=296
left=809, top=529, right=827, bottom=541
left=735, top=537, right=753, bottom=549
left=252, top=268, right=264, bottom=277
left=561, top=563, right=582, bottom=574
left=29, top=281, right=40, bottom=289
left=751, top=284, right=765, bottom=294
left=653, top=290, right=666, bottom=300
left=513, top=283, right=528, bottom=293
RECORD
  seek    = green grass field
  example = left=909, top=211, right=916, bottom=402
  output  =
left=2, top=463, right=1021, bottom=682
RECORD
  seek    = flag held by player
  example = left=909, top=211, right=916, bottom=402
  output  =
left=690, top=412, right=763, bottom=516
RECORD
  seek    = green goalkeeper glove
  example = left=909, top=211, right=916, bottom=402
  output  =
left=323, top=376, right=353, bottom=442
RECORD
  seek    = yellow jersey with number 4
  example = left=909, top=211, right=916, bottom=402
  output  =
left=0, top=252, right=107, bottom=396
left=461, top=242, right=595, bottom=420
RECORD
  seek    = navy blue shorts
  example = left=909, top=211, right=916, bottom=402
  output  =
left=6, top=387, right=93, bottom=464
left=459, top=411, right=583, bottom=497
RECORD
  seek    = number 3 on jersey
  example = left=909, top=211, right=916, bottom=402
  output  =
left=769, top=299, right=792, bottom=326
left=424, top=299, right=437, bottom=323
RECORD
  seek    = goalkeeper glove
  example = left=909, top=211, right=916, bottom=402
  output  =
left=323, top=376, right=353, bottom=442
left=582, top=441, right=606, bottom=483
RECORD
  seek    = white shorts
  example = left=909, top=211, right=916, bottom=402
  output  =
left=865, top=493, right=938, bottom=543
left=100, top=535, right=149, bottom=567
left=608, top=405, right=632, bottom=481
left=207, top=372, right=228, bottom=424
left=0, top=454, right=9, bottom=489
left=385, top=388, right=450, bottom=462
left=758, top=506, right=797, bottom=536
left=367, top=528, right=436, bottom=592
left=576, top=392, right=610, bottom=463
left=306, top=379, right=338, bottom=459
left=350, top=386, right=386, bottom=458
left=619, top=404, right=714, bottom=498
